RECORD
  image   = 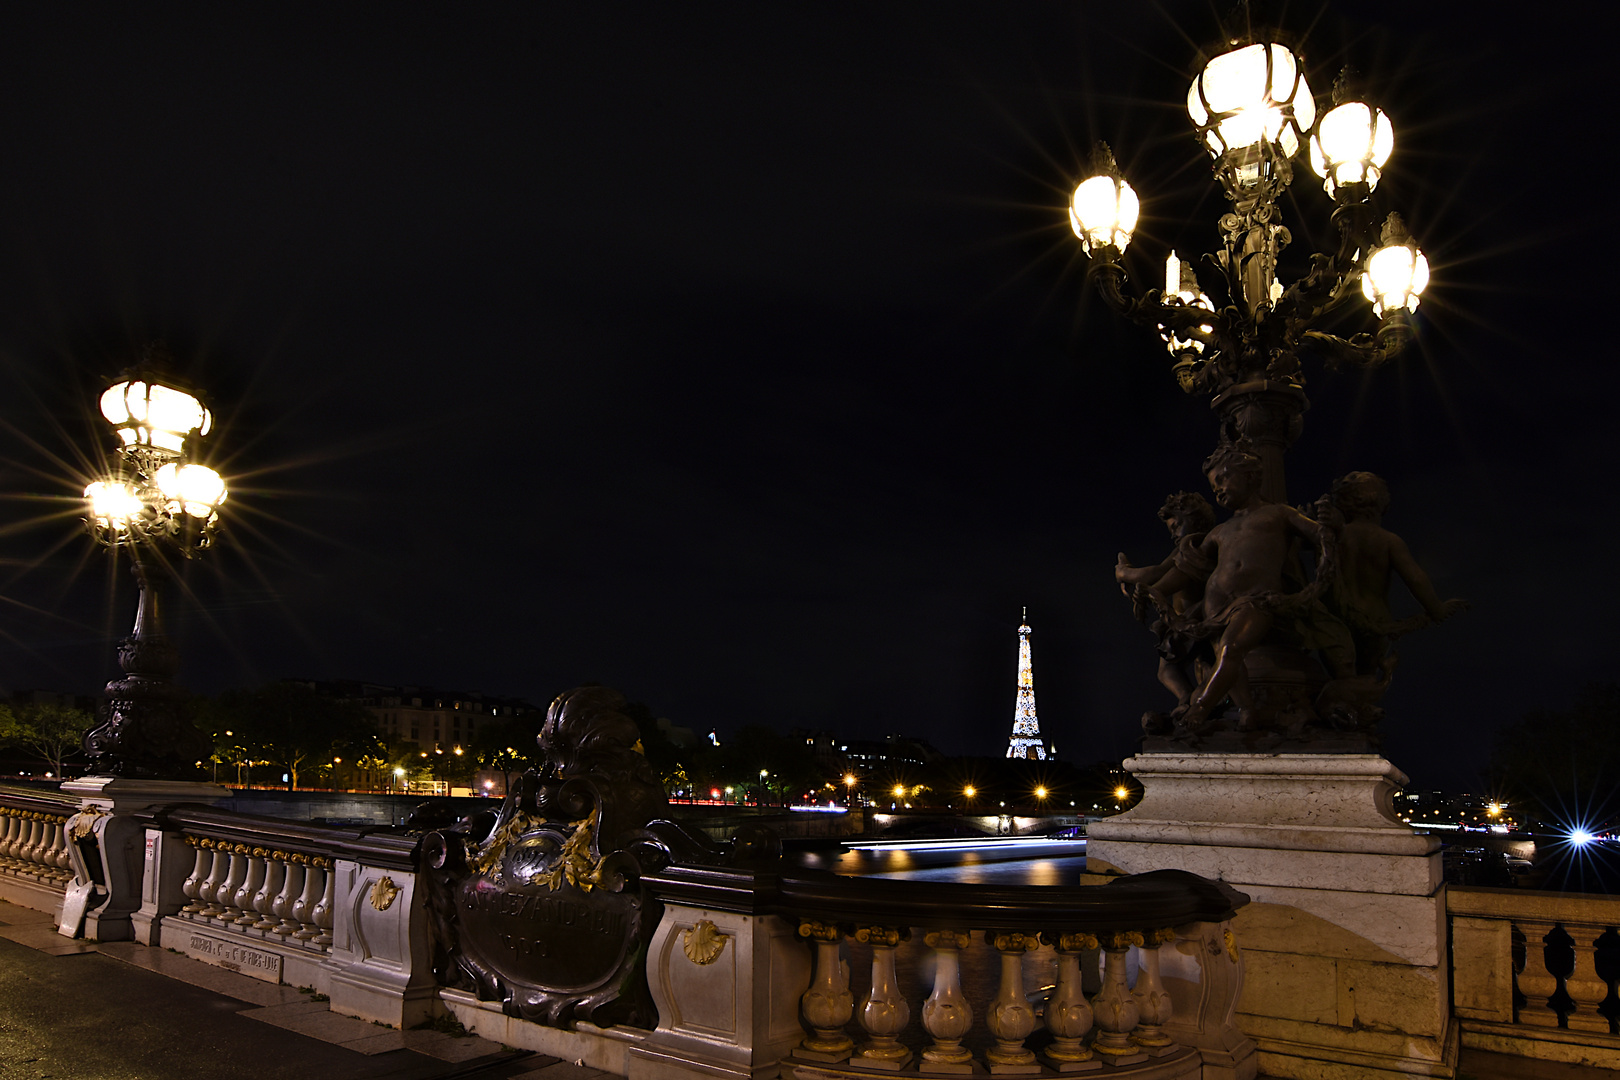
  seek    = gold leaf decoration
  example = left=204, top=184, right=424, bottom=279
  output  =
left=68, top=805, right=109, bottom=841
left=528, top=807, right=602, bottom=893
left=1224, top=928, right=1240, bottom=964
left=368, top=875, right=401, bottom=911
left=682, top=919, right=730, bottom=965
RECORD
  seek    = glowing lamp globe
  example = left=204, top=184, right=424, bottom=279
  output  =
left=1363, top=235, right=1429, bottom=316
left=1187, top=42, right=1316, bottom=159
left=99, top=378, right=213, bottom=455
left=84, top=480, right=143, bottom=530
left=1070, top=173, right=1140, bottom=254
left=155, top=462, right=228, bottom=519
left=1310, top=101, right=1394, bottom=197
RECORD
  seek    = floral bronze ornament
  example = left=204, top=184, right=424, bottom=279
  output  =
left=681, top=919, right=730, bottom=965
left=368, top=875, right=401, bottom=911
left=420, top=685, right=749, bottom=1032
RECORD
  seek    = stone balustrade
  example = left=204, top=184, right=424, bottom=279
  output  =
left=0, top=786, right=80, bottom=915
left=127, top=804, right=437, bottom=1028
left=1450, top=885, right=1620, bottom=1070
left=0, top=806, right=73, bottom=886
left=626, top=864, right=1255, bottom=1080
left=173, top=837, right=336, bottom=948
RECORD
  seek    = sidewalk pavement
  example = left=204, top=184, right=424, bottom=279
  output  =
left=0, top=899, right=621, bottom=1080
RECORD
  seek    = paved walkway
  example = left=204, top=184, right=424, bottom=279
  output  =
left=0, top=900, right=620, bottom=1080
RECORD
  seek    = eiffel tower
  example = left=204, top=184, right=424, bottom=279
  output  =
left=1005, top=607, right=1047, bottom=760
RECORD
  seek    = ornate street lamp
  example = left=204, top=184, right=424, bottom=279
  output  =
left=79, top=352, right=227, bottom=778
left=1069, top=43, right=1427, bottom=502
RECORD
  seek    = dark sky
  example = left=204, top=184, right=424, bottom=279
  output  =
left=0, top=4, right=1611, bottom=791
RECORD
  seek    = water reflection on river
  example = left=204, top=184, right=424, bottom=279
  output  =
left=783, top=838, right=1095, bottom=1054
left=788, top=838, right=1088, bottom=886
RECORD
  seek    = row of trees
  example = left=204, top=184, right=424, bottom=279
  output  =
left=0, top=686, right=1146, bottom=812
left=0, top=702, right=95, bottom=776
left=12, top=681, right=1614, bottom=820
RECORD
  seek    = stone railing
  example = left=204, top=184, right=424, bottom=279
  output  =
left=0, top=786, right=78, bottom=914
left=131, top=804, right=437, bottom=1027
left=618, top=864, right=1255, bottom=1080
left=1450, top=885, right=1620, bottom=1070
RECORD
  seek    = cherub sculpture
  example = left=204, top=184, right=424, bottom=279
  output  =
left=1115, top=491, right=1217, bottom=710
left=1135, top=442, right=1338, bottom=732
left=1315, top=471, right=1467, bottom=677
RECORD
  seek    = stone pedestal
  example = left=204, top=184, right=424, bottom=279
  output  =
left=1086, top=754, right=1457, bottom=1080
left=60, top=776, right=230, bottom=942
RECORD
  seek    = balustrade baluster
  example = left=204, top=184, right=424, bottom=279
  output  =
left=39, top=819, right=69, bottom=883
left=180, top=839, right=210, bottom=914
left=796, top=921, right=854, bottom=1061
left=232, top=848, right=268, bottom=926
left=0, top=812, right=19, bottom=868
left=1516, top=919, right=1562, bottom=1027
left=19, top=815, right=43, bottom=872
left=312, top=859, right=335, bottom=947
left=1131, top=928, right=1177, bottom=1050
left=854, top=925, right=911, bottom=1067
left=51, top=819, right=72, bottom=880
left=1566, top=925, right=1610, bottom=1033
left=197, top=843, right=230, bottom=917
left=1092, top=932, right=1145, bottom=1060
left=252, top=853, right=287, bottom=930
left=293, top=860, right=324, bottom=941
left=920, top=930, right=974, bottom=1070
left=217, top=846, right=248, bottom=921
left=1042, top=931, right=1098, bottom=1069
left=273, top=857, right=306, bottom=936
left=985, top=931, right=1040, bottom=1071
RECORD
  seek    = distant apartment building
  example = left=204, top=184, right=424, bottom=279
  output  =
left=794, top=728, right=945, bottom=773
left=296, top=680, right=540, bottom=751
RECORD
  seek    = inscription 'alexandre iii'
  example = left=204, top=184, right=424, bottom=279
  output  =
left=466, top=887, right=628, bottom=940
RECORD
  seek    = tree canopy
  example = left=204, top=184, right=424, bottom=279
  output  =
left=196, top=682, right=380, bottom=789
left=0, top=702, right=97, bottom=776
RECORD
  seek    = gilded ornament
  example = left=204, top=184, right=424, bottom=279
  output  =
left=798, top=920, right=843, bottom=942
left=1102, top=930, right=1145, bottom=950
left=1048, top=930, right=1099, bottom=953
left=989, top=931, right=1039, bottom=952
left=527, top=807, right=604, bottom=892
left=1224, top=928, right=1240, bottom=963
left=68, top=805, right=109, bottom=841
left=368, top=875, right=401, bottom=911
left=854, top=925, right=906, bottom=947
left=681, top=919, right=730, bottom=965
left=923, top=930, right=970, bottom=950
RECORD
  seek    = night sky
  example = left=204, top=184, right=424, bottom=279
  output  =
left=0, top=5, right=1611, bottom=791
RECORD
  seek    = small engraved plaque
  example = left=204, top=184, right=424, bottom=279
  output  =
left=186, top=933, right=284, bottom=982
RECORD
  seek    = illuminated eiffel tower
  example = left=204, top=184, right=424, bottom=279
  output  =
left=1005, top=607, right=1047, bottom=760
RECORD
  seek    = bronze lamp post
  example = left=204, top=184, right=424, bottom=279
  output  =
left=80, top=360, right=227, bottom=778
left=1070, top=44, right=1428, bottom=503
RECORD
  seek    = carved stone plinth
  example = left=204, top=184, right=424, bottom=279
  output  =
left=1087, top=753, right=1453, bottom=1080
left=60, top=776, right=230, bottom=941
